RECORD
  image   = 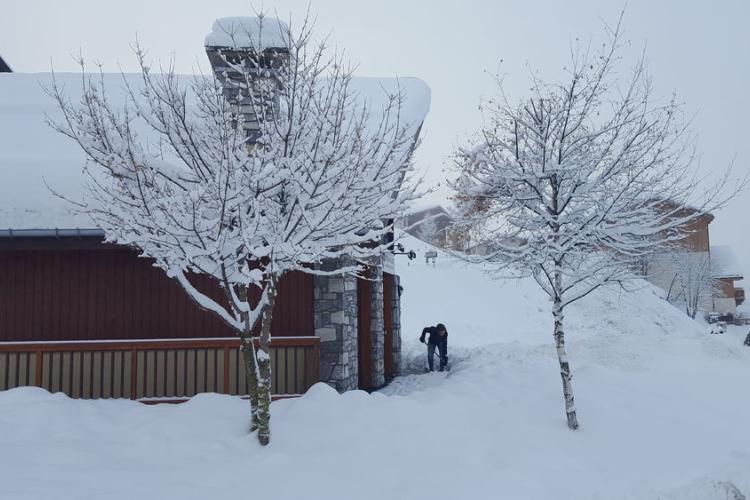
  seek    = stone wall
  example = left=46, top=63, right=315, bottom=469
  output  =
left=369, top=265, right=386, bottom=388
left=313, top=258, right=403, bottom=391
left=391, top=274, right=402, bottom=376
left=313, top=260, right=358, bottom=392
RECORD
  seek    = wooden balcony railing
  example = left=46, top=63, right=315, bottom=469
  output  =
left=0, top=337, right=319, bottom=401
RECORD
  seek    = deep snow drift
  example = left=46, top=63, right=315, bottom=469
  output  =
left=1, top=234, right=749, bottom=499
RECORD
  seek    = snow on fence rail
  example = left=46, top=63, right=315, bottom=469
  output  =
left=0, top=337, right=319, bottom=401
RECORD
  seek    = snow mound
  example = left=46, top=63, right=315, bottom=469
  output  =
left=1, top=232, right=749, bottom=499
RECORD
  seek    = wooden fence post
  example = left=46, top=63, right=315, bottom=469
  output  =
left=223, top=346, right=230, bottom=394
left=130, top=347, right=137, bottom=400
left=35, top=350, right=43, bottom=387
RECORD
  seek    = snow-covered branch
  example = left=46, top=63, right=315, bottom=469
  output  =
left=47, top=12, right=424, bottom=445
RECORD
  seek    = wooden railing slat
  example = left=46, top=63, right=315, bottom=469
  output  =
left=0, top=337, right=320, bottom=400
left=223, top=346, right=230, bottom=394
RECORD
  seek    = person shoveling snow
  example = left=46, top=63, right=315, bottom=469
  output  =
left=420, top=323, right=449, bottom=372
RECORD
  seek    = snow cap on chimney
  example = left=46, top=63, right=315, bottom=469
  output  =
left=204, top=16, right=290, bottom=50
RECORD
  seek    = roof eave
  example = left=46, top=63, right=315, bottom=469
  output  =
left=713, top=274, right=744, bottom=281
left=0, top=228, right=104, bottom=239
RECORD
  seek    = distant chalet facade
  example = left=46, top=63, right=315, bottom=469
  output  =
left=709, top=245, right=745, bottom=315
left=401, top=205, right=468, bottom=250
left=0, top=32, right=429, bottom=400
left=643, top=203, right=745, bottom=316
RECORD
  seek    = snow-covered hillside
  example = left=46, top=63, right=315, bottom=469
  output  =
left=1, top=235, right=749, bottom=499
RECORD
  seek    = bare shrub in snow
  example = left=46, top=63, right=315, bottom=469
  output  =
left=451, top=14, right=744, bottom=430
left=47, top=13, right=420, bottom=445
left=710, top=481, right=745, bottom=500
left=663, top=251, right=720, bottom=319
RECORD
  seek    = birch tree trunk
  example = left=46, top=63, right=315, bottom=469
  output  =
left=255, top=275, right=278, bottom=446
left=553, top=267, right=579, bottom=430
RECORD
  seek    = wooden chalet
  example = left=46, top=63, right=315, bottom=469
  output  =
left=0, top=33, right=430, bottom=401
left=644, top=200, right=745, bottom=316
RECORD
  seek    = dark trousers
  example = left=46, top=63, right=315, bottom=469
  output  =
left=427, top=339, right=447, bottom=372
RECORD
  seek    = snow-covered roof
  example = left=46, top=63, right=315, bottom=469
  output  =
left=404, top=203, right=448, bottom=217
left=0, top=72, right=430, bottom=231
left=0, top=54, right=11, bottom=73
left=711, top=245, right=744, bottom=280
left=204, top=16, right=289, bottom=50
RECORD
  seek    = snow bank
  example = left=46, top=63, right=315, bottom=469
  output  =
left=1, top=233, right=749, bottom=499
left=0, top=72, right=429, bottom=230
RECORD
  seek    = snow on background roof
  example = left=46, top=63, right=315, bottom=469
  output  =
left=403, top=203, right=447, bottom=216
left=711, top=245, right=744, bottom=279
left=204, top=17, right=290, bottom=49
left=0, top=72, right=430, bottom=231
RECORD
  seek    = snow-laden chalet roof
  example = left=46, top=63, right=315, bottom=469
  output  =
left=0, top=72, right=430, bottom=231
left=205, top=17, right=289, bottom=49
left=404, top=203, right=448, bottom=217
left=711, top=245, right=744, bottom=280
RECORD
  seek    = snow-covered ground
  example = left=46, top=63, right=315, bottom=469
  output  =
left=1, top=234, right=749, bottom=499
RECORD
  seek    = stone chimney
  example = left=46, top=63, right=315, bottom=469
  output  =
left=204, top=16, right=289, bottom=142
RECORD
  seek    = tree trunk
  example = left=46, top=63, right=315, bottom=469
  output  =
left=236, top=285, right=260, bottom=433
left=240, top=334, right=260, bottom=432
left=255, top=275, right=278, bottom=446
left=553, top=300, right=579, bottom=430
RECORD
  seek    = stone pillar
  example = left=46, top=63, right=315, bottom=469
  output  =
left=391, top=274, right=403, bottom=375
left=314, top=260, right=358, bottom=392
left=370, top=265, right=386, bottom=388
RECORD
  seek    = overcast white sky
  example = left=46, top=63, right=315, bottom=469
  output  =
left=2, top=0, right=748, bottom=276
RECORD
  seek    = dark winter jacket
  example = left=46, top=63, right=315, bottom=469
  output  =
left=420, top=325, right=448, bottom=346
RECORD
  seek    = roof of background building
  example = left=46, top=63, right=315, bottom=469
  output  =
left=0, top=55, right=11, bottom=73
left=404, top=204, right=449, bottom=217
left=711, top=245, right=744, bottom=280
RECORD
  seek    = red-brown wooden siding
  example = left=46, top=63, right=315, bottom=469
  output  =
left=357, top=274, right=373, bottom=390
left=383, top=273, right=394, bottom=380
left=0, top=246, right=314, bottom=342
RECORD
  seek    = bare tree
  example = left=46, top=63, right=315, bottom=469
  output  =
left=451, top=14, right=743, bottom=430
left=662, top=250, right=719, bottom=319
left=46, top=14, right=421, bottom=445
